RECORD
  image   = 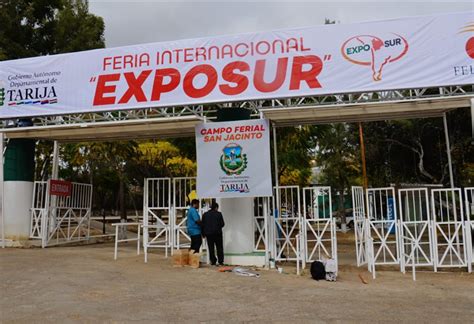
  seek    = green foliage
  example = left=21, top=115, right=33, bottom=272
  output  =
left=0, top=0, right=104, bottom=60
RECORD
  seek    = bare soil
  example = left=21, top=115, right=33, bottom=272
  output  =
left=0, top=241, right=473, bottom=323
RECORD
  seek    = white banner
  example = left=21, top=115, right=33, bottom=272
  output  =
left=0, top=12, right=472, bottom=119
left=196, top=119, right=272, bottom=198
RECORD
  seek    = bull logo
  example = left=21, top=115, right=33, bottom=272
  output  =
left=341, top=34, right=409, bottom=81
left=459, top=22, right=474, bottom=59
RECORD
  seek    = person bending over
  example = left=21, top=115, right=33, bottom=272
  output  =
left=202, top=202, right=225, bottom=266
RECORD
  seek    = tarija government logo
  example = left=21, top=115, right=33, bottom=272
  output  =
left=341, top=33, right=409, bottom=81
left=219, top=143, right=247, bottom=175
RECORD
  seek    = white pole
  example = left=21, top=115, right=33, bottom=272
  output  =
left=0, top=132, right=5, bottom=248
left=52, top=141, right=60, bottom=180
left=471, top=98, right=474, bottom=140
left=263, top=197, right=269, bottom=268
left=443, top=113, right=454, bottom=188
left=272, top=124, right=280, bottom=263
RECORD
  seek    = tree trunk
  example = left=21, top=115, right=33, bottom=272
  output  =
left=118, top=175, right=127, bottom=240
left=338, top=188, right=347, bottom=233
left=119, top=176, right=126, bottom=221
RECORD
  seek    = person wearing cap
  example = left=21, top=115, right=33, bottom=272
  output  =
left=187, top=199, right=202, bottom=253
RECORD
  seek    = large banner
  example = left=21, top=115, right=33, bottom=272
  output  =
left=0, top=12, right=472, bottom=119
left=196, top=119, right=272, bottom=198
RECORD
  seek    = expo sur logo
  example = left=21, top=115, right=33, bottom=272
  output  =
left=341, top=33, right=409, bottom=81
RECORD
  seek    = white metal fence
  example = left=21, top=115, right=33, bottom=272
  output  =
left=302, top=186, right=337, bottom=270
left=352, top=185, right=473, bottom=278
left=398, top=188, right=434, bottom=272
left=352, top=186, right=368, bottom=267
left=431, top=188, right=466, bottom=269
left=30, top=180, right=93, bottom=248
left=366, top=187, right=399, bottom=270
left=465, top=187, right=474, bottom=273
left=143, top=178, right=172, bottom=262
left=274, top=186, right=302, bottom=261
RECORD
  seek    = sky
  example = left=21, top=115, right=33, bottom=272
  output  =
left=88, top=1, right=474, bottom=48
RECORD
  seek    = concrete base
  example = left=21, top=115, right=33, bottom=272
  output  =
left=4, top=181, right=34, bottom=241
left=201, top=252, right=265, bottom=267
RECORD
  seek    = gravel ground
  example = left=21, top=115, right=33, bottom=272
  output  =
left=0, top=242, right=473, bottom=323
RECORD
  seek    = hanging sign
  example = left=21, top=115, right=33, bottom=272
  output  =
left=49, top=180, right=72, bottom=197
left=196, top=119, right=272, bottom=198
left=0, top=12, right=472, bottom=119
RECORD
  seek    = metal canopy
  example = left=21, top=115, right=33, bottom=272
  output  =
left=1, top=85, right=473, bottom=142
left=263, top=96, right=473, bottom=126
left=1, top=115, right=203, bottom=142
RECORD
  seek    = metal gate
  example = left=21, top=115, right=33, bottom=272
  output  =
left=30, top=180, right=93, bottom=248
left=352, top=186, right=367, bottom=267
left=465, top=187, right=474, bottom=272
left=366, top=187, right=399, bottom=268
left=254, top=197, right=271, bottom=252
left=431, top=188, right=466, bottom=269
left=274, top=186, right=302, bottom=261
left=398, top=188, right=434, bottom=272
left=302, top=186, right=337, bottom=270
left=172, top=177, right=196, bottom=250
left=143, top=178, right=171, bottom=262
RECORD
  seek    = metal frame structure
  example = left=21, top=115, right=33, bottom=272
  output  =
left=253, top=196, right=270, bottom=252
left=1, top=86, right=472, bottom=134
left=431, top=188, right=466, bottom=269
left=143, top=178, right=172, bottom=262
left=302, top=186, right=337, bottom=271
left=366, top=187, right=399, bottom=271
left=398, top=188, right=434, bottom=273
left=465, top=187, right=474, bottom=273
left=172, top=177, right=197, bottom=250
left=273, top=185, right=302, bottom=261
left=351, top=186, right=367, bottom=267
left=29, top=180, right=93, bottom=248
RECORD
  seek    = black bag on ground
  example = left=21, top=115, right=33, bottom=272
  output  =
left=310, top=261, right=326, bottom=281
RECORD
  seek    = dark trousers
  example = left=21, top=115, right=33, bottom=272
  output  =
left=190, top=235, right=202, bottom=253
left=206, top=233, right=224, bottom=265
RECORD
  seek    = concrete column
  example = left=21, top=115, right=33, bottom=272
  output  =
left=4, top=138, right=35, bottom=240
left=219, top=197, right=254, bottom=254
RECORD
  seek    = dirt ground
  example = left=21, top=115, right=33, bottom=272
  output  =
left=1, top=241, right=473, bottom=323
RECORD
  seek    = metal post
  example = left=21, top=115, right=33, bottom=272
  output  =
left=358, top=122, right=368, bottom=189
left=0, top=132, right=4, bottom=248
left=272, top=124, right=280, bottom=264
left=471, top=98, right=474, bottom=141
left=52, top=141, right=60, bottom=180
left=263, top=197, right=269, bottom=268
left=443, top=113, right=454, bottom=188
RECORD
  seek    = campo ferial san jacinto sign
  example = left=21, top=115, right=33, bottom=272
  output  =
left=196, top=119, right=272, bottom=199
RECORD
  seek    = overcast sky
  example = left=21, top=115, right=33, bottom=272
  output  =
left=89, top=1, right=473, bottom=48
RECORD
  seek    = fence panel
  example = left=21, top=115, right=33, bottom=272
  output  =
left=431, top=188, right=466, bottom=269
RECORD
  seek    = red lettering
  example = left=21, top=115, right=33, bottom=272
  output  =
left=184, top=64, right=217, bottom=98
left=289, top=55, right=323, bottom=90
left=219, top=61, right=250, bottom=95
left=118, top=70, right=152, bottom=104
left=103, top=57, right=112, bottom=71
left=93, top=74, right=120, bottom=105
left=151, top=68, right=181, bottom=101
left=254, top=58, right=288, bottom=93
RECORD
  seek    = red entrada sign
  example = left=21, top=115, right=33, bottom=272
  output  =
left=50, top=180, right=72, bottom=197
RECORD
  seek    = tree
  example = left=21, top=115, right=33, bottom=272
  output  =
left=316, top=124, right=361, bottom=231
left=0, top=0, right=104, bottom=60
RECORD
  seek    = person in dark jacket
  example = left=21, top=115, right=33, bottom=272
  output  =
left=201, top=202, right=225, bottom=266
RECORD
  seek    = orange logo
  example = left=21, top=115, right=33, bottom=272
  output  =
left=341, top=34, right=409, bottom=81
left=459, top=22, right=474, bottom=59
